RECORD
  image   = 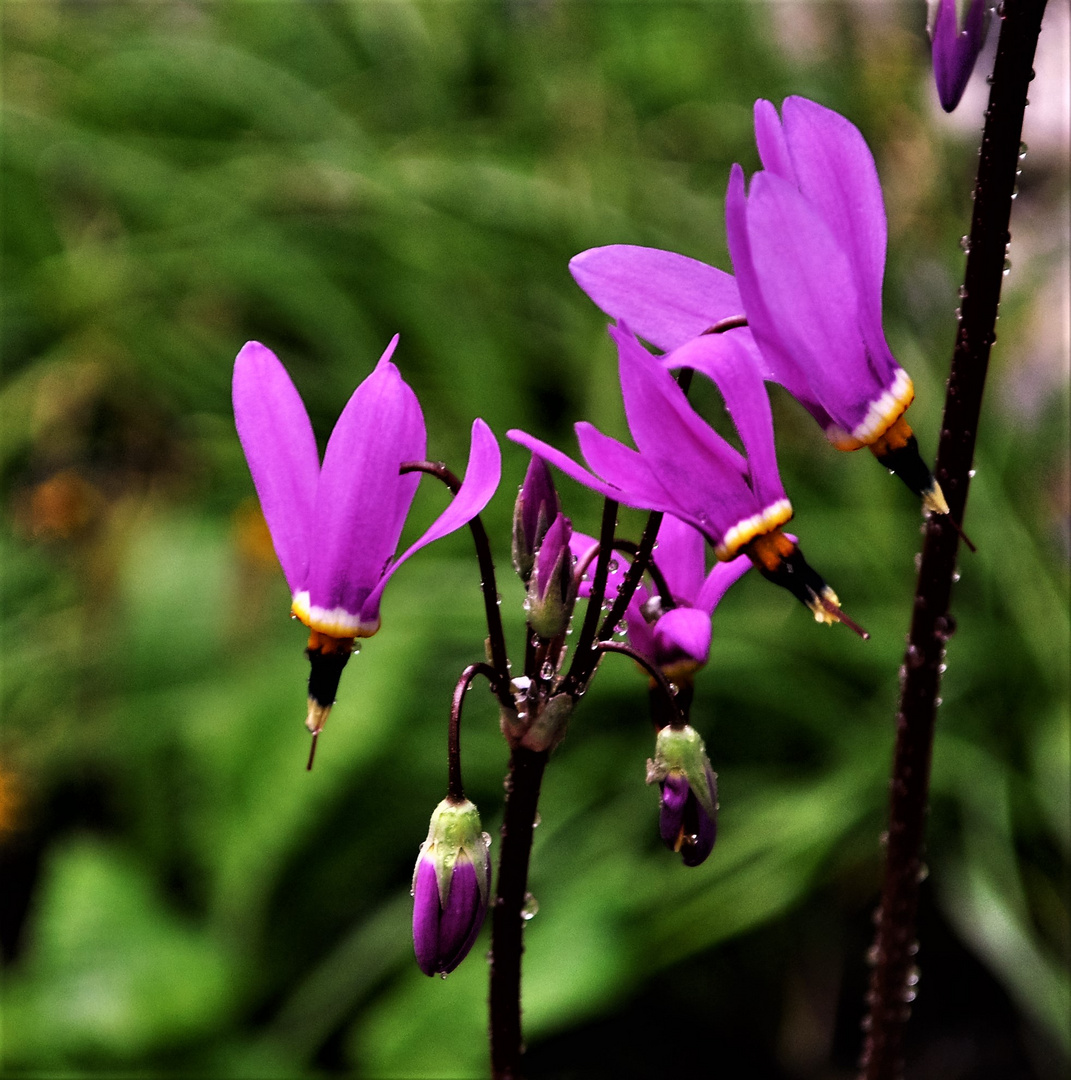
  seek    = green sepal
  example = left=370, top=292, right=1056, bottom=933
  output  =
left=414, top=798, right=491, bottom=910
left=645, top=724, right=718, bottom=823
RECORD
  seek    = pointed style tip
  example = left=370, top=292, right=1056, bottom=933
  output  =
left=922, top=481, right=950, bottom=517
left=306, top=729, right=320, bottom=771
left=813, top=590, right=871, bottom=640
left=304, top=699, right=330, bottom=734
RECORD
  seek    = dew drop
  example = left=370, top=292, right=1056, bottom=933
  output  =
left=521, top=893, right=539, bottom=921
left=440, top=971, right=449, bottom=980
left=1019, top=141, right=1028, bottom=159
left=607, top=559, right=619, bottom=574
left=958, top=285, right=968, bottom=299
left=532, top=813, right=541, bottom=829
left=959, top=235, right=971, bottom=253
left=540, top=661, right=554, bottom=681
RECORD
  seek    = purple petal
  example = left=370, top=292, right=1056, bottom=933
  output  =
left=652, top=607, right=712, bottom=670
left=725, top=167, right=823, bottom=420
left=683, top=785, right=717, bottom=867
left=650, top=514, right=707, bottom=605
left=363, top=418, right=502, bottom=623
left=695, top=553, right=752, bottom=614
left=437, top=860, right=485, bottom=974
left=778, top=97, right=890, bottom=362
left=611, top=325, right=762, bottom=544
left=232, top=342, right=320, bottom=595
left=307, top=337, right=426, bottom=623
left=573, top=423, right=684, bottom=513
left=931, top=0, right=989, bottom=112
left=659, top=773, right=689, bottom=847
left=623, top=596, right=656, bottom=664
left=569, top=245, right=744, bottom=352
left=661, top=331, right=787, bottom=510
left=507, top=429, right=627, bottom=504
left=412, top=857, right=443, bottom=977
left=754, top=97, right=795, bottom=183
left=741, top=172, right=880, bottom=432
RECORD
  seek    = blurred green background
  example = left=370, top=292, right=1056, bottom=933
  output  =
left=1, top=1, right=1068, bottom=1077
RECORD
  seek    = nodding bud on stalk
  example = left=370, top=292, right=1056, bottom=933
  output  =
left=512, top=454, right=560, bottom=583
left=646, top=724, right=719, bottom=867
left=525, top=513, right=577, bottom=640
left=412, top=798, right=491, bottom=976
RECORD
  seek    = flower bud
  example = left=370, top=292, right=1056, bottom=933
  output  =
left=928, top=0, right=990, bottom=113
left=512, top=454, right=560, bottom=583
left=524, top=513, right=576, bottom=640
left=412, top=798, right=491, bottom=976
left=646, top=724, right=718, bottom=867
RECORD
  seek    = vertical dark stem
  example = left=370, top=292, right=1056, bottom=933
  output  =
left=489, top=746, right=548, bottom=1080
left=561, top=497, right=618, bottom=694
left=860, top=3, right=1047, bottom=1077
left=597, top=510, right=663, bottom=642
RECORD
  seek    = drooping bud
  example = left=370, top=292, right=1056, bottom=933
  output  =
left=412, top=797, right=491, bottom=976
left=646, top=724, right=719, bottom=867
left=524, top=513, right=577, bottom=640
left=512, top=454, right=560, bottom=583
left=928, top=0, right=990, bottom=113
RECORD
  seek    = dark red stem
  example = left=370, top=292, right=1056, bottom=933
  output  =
left=860, top=3, right=1047, bottom=1076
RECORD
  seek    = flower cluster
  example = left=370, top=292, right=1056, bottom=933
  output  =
left=232, top=96, right=940, bottom=977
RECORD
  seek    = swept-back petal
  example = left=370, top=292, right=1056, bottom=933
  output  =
left=695, top=553, right=752, bottom=613
left=779, top=97, right=889, bottom=349
left=306, top=337, right=426, bottom=623
left=743, top=172, right=879, bottom=431
left=362, top=419, right=502, bottom=622
left=232, top=341, right=320, bottom=595
left=507, top=428, right=627, bottom=504
left=651, top=514, right=707, bottom=606
left=754, top=98, right=795, bottom=183
left=725, top=166, right=821, bottom=417
left=573, top=423, right=685, bottom=512
left=570, top=245, right=744, bottom=352
left=662, top=331, right=786, bottom=510
left=612, top=324, right=747, bottom=477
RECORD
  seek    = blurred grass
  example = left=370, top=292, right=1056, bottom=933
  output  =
left=1, top=1, right=1068, bottom=1077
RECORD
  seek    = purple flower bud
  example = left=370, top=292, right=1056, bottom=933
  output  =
left=929, top=0, right=990, bottom=113
left=512, top=454, right=560, bottom=583
left=412, top=798, right=491, bottom=976
left=525, top=513, right=576, bottom=639
left=658, top=769, right=718, bottom=867
left=647, top=724, right=719, bottom=867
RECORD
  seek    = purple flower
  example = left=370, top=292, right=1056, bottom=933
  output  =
left=233, top=338, right=501, bottom=731
left=511, top=323, right=791, bottom=562
left=929, top=0, right=991, bottom=113
left=647, top=724, right=719, bottom=867
left=412, top=798, right=491, bottom=976
left=511, top=326, right=861, bottom=630
left=570, top=97, right=947, bottom=514
left=573, top=514, right=751, bottom=680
